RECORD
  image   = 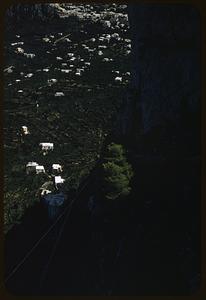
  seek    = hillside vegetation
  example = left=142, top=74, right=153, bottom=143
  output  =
left=4, top=4, right=131, bottom=233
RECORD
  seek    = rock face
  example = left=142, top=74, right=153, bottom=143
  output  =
left=6, top=4, right=60, bottom=21
left=127, top=4, right=201, bottom=137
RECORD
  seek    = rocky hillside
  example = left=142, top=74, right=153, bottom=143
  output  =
left=6, top=4, right=60, bottom=21
left=127, top=4, right=201, bottom=155
left=4, top=3, right=131, bottom=233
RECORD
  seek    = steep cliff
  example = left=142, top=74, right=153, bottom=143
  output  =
left=6, top=4, right=60, bottom=21
left=127, top=4, right=201, bottom=153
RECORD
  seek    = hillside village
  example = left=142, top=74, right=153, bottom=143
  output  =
left=4, top=3, right=131, bottom=233
left=3, top=3, right=201, bottom=296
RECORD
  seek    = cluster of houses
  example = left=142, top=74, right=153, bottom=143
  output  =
left=7, top=3, right=131, bottom=94
left=21, top=129, right=66, bottom=219
left=14, top=46, right=35, bottom=59
left=26, top=161, right=65, bottom=189
left=39, top=142, right=54, bottom=153
left=23, top=131, right=65, bottom=191
left=38, top=29, right=131, bottom=90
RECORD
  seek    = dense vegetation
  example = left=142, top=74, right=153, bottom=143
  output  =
left=101, top=143, right=133, bottom=200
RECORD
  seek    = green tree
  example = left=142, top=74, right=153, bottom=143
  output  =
left=101, top=143, right=133, bottom=200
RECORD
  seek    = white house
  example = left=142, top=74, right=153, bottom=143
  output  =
left=54, top=176, right=65, bottom=189
left=111, top=33, right=119, bottom=39
left=11, top=42, right=24, bottom=46
left=55, top=92, right=65, bottom=97
left=24, top=53, right=35, bottom=59
left=36, top=165, right=45, bottom=174
left=54, top=176, right=65, bottom=184
left=75, top=71, right=81, bottom=76
left=48, top=78, right=57, bottom=84
left=26, top=162, right=38, bottom=174
left=98, top=45, right=107, bottom=49
left=61, top=69, right=71, bottom=73
left=102, top=20, right=111, bottom=28
left=52, top=164, right=63, bottom=173
left=41, top=189, right=52, bottom=196
left=21, top=125, right=30, bottom=135
left=15, top=47, right=24, bottom=54
left=115, top=77, right=122, bottom=83
left=25, top=73, right=33, bottom=78
left=39, top=143, right=54, bottom=151
left=43, top=37, right=50, bottom=42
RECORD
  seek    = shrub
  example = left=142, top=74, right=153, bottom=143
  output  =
left=101, top=143, right=133, bottom=200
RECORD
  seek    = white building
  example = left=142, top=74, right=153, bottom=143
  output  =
left=26, top=162, right=38, bottom=174
left=75, top=71, right=81, bottom=76
left=43, top=37, right=50, bottom=42
left=55, top=92, right=65, bottom=97
left=48, top=78, right=57, bottom=84
left=98, top=45, right=107, bottom=49
left=15, top=47, right=24, bottom=54
left=36, top=165, right=45, bottom=174
left=41, top=189, right=52, bottom=196
left=115, top=77, right=122, bottom=83
left=21, top=126, right=30, bottom=135
left=54, top=176, right=65, bottom=189
left=25, top=73, right=33, bottom=78
left=39, top=143, right=54, bottom=151
left=24, top=53, right=35, bottom=59
left=52, top=164, right=62, bottom=173
left=61, top=69, right=71, bottom=73
left=55, top=176, right=65, bottom=184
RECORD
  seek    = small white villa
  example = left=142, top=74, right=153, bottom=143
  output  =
left=15, top=47, right=24, bottom=54
left=41, top=189, right=52, bottom=196
left=115, top=76, right=122, bottom=82
left=54, top=176, right=65, bottom=189
left=26, top=163, right=45, bottom=175
left=21, top=125, right=30, bottom=135
left=52, top=164, right=63, bottom=173
left=55, top=92, right=65, bottom=97
left=36, top=165, right=45, bottom=174
left=39, top=143, right=54, bottom=151
left=26, top=162, right=38, bottom=174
